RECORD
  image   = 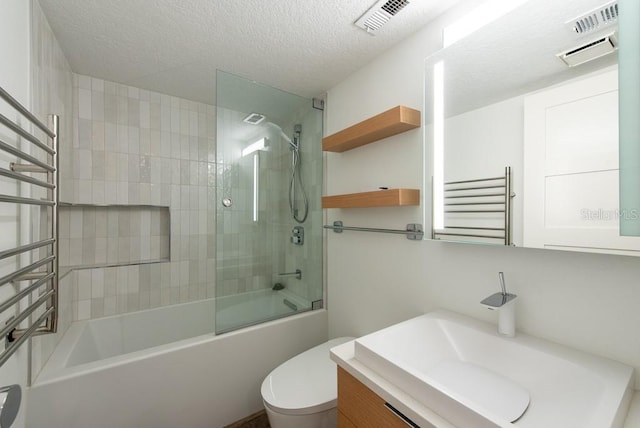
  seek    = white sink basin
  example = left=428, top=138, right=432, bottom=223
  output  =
left=354, top=310, right=633, bottom=428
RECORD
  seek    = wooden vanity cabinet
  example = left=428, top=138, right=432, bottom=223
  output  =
left=337, top=367, right=415, bottom=428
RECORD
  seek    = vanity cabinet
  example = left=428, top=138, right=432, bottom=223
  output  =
left=337, top=367, right=415, bottom=428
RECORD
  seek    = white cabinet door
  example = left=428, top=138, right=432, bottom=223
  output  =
left=524, top=68, right=640, bottom=255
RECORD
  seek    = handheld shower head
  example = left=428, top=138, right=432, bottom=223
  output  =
left=292, top=124, right=302, bottom=150
left=265, top=122, right=297, bottom=150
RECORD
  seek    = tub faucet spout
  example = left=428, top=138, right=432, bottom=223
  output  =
left=481, top=272, right=517, bottom=337
left=278, top=269, right=302, bottom=280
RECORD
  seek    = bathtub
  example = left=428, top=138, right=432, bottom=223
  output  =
left=216, top=288, right=310, bottom=333
left=27, top=289, right=327, bottom=428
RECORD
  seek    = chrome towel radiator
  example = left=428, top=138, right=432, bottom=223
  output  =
left=0, top=85, right=58, bottom=367
left=433, top=166, right=514, bottom=245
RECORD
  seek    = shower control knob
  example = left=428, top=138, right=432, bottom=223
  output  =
left=291, top=226, right=304, bottom=246
left=222, top=198, right=233, bottom=207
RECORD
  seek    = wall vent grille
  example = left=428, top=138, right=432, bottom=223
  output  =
left=355, top=0, right=410, bottom=35
left=568, top=1, right=618, bottom=34
left=557, top=31, right=618, bottom=67
left=242, top=113, right=266, bottom=125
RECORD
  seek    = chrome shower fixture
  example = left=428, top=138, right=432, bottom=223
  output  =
left=291, top=124, right=302, bottom=151
left=265, top=122, right=297, bottom=151
left=289, top=124, right=308, bottom=224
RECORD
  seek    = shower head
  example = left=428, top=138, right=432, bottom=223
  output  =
left=265, top=122, right=298, bottom=151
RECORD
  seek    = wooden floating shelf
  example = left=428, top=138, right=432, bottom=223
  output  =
left=322, top=188, right=420, bottom=209
left=322, top=105, right=421, bottom=153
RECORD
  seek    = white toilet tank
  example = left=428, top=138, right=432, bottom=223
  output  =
left=261, top=337, right=354, bottom=428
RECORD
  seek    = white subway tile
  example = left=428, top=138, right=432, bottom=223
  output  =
left=170, top=107, right=180, bottom=132
left=91, top=91, right=104, bottom=122
left=130, top=183, right=143, bottom=206
left=91, top=273, right=104, bottom=298
left=92, top=181, right=105, bottom=204
left=140, top=101, right=150, bottom=129
left=78, top=75, right=91, bottom=89
left=116, top=124, right=129, bottom=153
left=95, top=238, right=107, bottom=264
left=78, top=89, right=91, bottom=119
left=117, top=181, right=129, bottom=204
left=150, top=183, right=161, bottom=205
left=92, top=121, right=105, bottom=151
left=77, top=300, right=91, bottom=320
left=78, top=180, right=93, bottom=204
left=105, top=182, right=118, bottom=204
left=104, top=80, right=116, bottom=95
left=139, top=183, right=151, bottom=204
left=91, top=77, right=104, bottom=92
left=128, top=126, right=140, bottom=154
left=128, top=86, right=139, bottom=99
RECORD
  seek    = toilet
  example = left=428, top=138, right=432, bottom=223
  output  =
left=261, top=337, right=354, bottom=428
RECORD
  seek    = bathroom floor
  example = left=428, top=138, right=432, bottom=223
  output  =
left=224, top=410, right=270, bottom=428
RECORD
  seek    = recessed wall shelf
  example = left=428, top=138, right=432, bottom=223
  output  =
left=322, top=188, right=420, bottom=209
left=58, top=204, right=171, bottom=269
left=322, top=105, right=421, bottom=153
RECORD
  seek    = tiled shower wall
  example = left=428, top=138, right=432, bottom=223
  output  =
left=215, top=107, right=275, bottom=297
left=60, top=74, right=217, bottom=320
left=58, top=205, right=170, bottom=268
left=276, top=111, right=324, bottom=305
left=215, top=105, right=324, bottom=304
left=30, top=0, right=74, bottom=376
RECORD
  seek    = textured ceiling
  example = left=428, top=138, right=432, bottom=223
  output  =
left=38, top=0, right=462, bottom=104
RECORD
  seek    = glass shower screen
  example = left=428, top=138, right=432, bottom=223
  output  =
left=214, top=71, right=323, bottom=333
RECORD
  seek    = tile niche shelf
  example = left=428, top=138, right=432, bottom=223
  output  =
left=57, top=203, right=171, bottom=273
left=322, top=188, right=420, bottom=209
left=322, top=105, right=421, bottom=209
left=322, top=105, right=421, bottom=153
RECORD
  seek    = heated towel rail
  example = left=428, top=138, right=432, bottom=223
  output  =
left=0, top=85, right=58, bottom=367
left=433, top=167, right=514, bottom=245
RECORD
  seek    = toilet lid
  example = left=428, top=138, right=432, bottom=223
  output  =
left=261, top=337, right=354, bottom=416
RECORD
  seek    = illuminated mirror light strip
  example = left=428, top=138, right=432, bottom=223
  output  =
left=253, top=153, right=259, bottom=222
left=433, top=60, right=445, bottom=230
left=443, top=0, right=530, bottom=48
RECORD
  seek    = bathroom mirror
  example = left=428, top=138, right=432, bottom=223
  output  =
left=424, top=0, right=640, bottom=256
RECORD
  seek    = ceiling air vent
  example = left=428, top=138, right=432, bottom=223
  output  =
left=242, top=113, right=266, bottom=125
left=567, top=1, right=618, bottom=35
left=557, top=32, right=618, bottom=67
left=355, top=0, right=411, bottom=35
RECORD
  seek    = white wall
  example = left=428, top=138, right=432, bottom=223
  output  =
left=325, top=1, right=640, bottom=390
left=434, top=96, right=524, bottom=245
left=0, top=2, right=32, bottom=427
left=29, top=0, right=75, bottom=384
